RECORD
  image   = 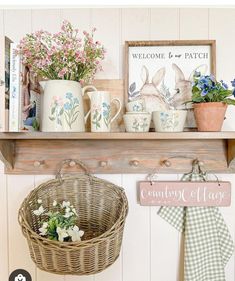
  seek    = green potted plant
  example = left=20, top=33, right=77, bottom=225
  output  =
left=191, top=73, right=235, bottom=131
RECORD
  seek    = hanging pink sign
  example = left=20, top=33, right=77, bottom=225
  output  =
left=139, top=181, right=231, bottom=207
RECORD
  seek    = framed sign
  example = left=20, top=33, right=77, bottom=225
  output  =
left=139, top=181, right=231, bottom=207
left=125, top=40, right=216, bottom=126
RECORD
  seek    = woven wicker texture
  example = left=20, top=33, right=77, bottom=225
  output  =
left=18, top=160, right=129, bottom=275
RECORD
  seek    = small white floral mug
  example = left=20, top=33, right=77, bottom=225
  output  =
left=126, top=98, right=146, bottom=112
left=86, top=90, right=122, bottom=132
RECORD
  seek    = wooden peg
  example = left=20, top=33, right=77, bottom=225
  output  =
left=130, top=159, right=139, bottom=167
left=161, top=159, right=172, bottom=167
left=100, top=161, right=108, bottom=167
left=198, top=160, right=205, bottom=166
left=69, top=160, right=76, bottom=167
left=34, top=160, right=44, bottom=167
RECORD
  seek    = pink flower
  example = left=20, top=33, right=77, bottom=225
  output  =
left=58, top=68, right=67, bottom=78
left=41, top=59, right=47, bottom=66
left=58, top=97, right=63, bottom=106
left=25, top=50, right=32, bottom=57
left=16, top=21, right=105, bottom=83
left=47, top=50, right=54, bottom=56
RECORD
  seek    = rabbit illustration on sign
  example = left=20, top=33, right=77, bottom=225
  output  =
left=171, top=63, right=208, bottom=127
left=171, top=63, right=208, bottom=108
left=128, top=63, right=208, bottom=127
left=139, top=66, right=170, bottom=114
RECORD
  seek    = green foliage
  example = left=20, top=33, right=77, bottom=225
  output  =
left=190, top=74, right=235, bottom=105
left=33, top=200, right=84, bottom=242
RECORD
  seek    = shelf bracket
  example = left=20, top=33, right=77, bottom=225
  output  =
left=0, top=140, right=15, bottom=169
left=228, top=139, right=235, bottom=169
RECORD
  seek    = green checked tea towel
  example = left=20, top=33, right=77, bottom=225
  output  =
left=158, top=162, right=234, bottom=281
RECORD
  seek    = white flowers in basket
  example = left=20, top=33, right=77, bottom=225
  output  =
left=33, top=199, right=84, bottom=242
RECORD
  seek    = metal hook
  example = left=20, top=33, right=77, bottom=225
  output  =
left=146, top=168, right=159, bottom=185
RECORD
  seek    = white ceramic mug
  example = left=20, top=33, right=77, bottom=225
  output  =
left=153, top=110, right=187, bottom=132
left=87, top=90, right=122, bottom=132
left=126, top=98, right=146, bottom=112
left=123, top=112, right=151, bottom=132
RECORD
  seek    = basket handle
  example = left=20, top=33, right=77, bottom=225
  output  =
left=56, top=159, right=90, bottom=180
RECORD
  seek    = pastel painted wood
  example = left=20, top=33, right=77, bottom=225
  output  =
left=139, top=181, right=231, bottom=206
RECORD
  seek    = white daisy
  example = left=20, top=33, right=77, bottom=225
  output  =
left=52, top=200, right=57, bottom=207
left=62, top=201, right=70, bottom=208
left=39, top=222, right=48, bottom=236
left=33, top=205, right=45, bottom=216
left=67, top=225, right=84, bottom=242
left=56, top=227, right=68, bottom=242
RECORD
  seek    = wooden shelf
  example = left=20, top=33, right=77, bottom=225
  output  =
left=1, top=131, right=235, bottom=140
left=1, top=131, right=235, bottom=174
left=0, top=79, right=234, bottom=174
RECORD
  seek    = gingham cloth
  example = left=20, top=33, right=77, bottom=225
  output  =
left=158, top=163, right=234, bottom=281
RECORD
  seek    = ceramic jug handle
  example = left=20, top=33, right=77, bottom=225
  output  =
left=82, top=85, right=97, bottom=96
left=110, top=98, right=122, bottom=124
left=82, top=85, right=97, bottom=123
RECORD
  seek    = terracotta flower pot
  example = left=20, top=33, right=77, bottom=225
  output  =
left=194, top=102, right=228, bottom=132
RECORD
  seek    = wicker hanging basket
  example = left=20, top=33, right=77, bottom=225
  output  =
left=18, top=159, right=128, bottom=275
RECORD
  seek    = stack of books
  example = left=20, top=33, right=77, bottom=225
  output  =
left=0, top=36, right=41, bottom=132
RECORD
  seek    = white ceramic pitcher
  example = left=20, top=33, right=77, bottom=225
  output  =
left=85, top=90, right=122, bottom=132
left=40, top=80, right=97, bottom=132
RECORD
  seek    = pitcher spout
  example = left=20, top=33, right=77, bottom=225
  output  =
left=39, top=80, right=47, bottom=91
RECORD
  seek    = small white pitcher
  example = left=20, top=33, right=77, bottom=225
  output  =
left=86, top=90, right=122, bottom=132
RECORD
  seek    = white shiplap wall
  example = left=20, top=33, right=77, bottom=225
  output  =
left=0, top=8, right=235, bottom=281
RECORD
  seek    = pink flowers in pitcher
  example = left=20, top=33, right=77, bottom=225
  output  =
left=16, top=20, right=105, bottom=83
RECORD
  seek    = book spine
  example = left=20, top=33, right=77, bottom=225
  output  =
left=9, top=43, right=20, bottom=132
left=19, top=65, right=25, bottom=132
left=0, top=37, right=11, bottom=132
left=0, top=36, right=5, bottom=131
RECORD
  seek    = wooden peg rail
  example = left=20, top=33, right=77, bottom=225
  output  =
left=0, top=131, right=235, bottom=174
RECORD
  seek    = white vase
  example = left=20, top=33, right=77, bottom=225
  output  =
left=40, top=80, right=96, bottom=132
